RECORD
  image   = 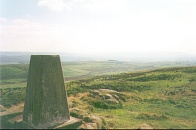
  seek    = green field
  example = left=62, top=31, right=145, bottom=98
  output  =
left=0, top=61, right=196, bottom=129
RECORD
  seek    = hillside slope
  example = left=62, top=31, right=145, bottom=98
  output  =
left=1, top=66, right=196, bottom=129
left=65, top=66, right=196, bottom=129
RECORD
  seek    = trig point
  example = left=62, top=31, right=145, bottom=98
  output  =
left=23, top=55, right=70, bottom=128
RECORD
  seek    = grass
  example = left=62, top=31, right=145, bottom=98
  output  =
left=0, top=62, right=196, bottom=129
left=66, top=66, right=196, bottom=129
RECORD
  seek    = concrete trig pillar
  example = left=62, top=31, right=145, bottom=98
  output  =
left=23, top=55, right=70, bottom=128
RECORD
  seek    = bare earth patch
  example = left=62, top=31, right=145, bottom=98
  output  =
left=0, top=103, right=24, bottom=116
left=139, top=123, right=153, bottom=129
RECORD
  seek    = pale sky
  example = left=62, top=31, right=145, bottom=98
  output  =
left=0, top=0, right=196, bottom=55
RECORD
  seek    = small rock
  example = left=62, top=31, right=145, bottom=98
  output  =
left=99, top=94, right=105, bottom=100
left=106, top=99, right=119, bottom=104
left=113, top=94, right=119, bottom=100
left=104, top=94, right=113, bottom=99
left=83, top=115, right=106, bottom=129
left=85, top=123, right=97, bottom=129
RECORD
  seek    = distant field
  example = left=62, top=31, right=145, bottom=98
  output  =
left=62, top=61, right=196, bottom=81
left=1, top=61, right=195, bottom=84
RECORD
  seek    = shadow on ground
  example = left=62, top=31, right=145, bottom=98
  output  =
left=0, top=112, right=27, bottom=129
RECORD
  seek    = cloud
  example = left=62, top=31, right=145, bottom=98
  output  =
left=1, top=0, right=196, bottom=54
left=1, top=16, right=196, bottom=54
left=0, top=18, right=56, bottom=51
left=82, top=0, right=128, bottom=15
left=0, top=18, right=8, bottom=23
left=0, top=18, right=90, bottom=52
left=37, top=0, right=73, bottom=12
left=37, top=0, right=128, bottom=15
left=37, top=0, right=97, bottom=12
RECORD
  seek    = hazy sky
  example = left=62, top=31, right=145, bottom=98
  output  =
left=0, top=0, right=196, bottom=54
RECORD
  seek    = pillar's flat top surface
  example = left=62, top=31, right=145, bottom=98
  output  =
left=31, top=55, right=59, bottom=57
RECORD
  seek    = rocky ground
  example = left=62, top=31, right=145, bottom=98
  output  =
left=1, top=89, right=125, bottom=129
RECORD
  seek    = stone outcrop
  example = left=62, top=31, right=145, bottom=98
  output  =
left=88, top=89, right=127, bottom=109
left=69, top=107, right=107, bottom=129
left=80, top=115, right=107, bottom=129
left=90, top=89, right=127, bottom=104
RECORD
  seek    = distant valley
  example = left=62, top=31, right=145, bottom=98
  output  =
left=1, top=51, right=196, bottom=64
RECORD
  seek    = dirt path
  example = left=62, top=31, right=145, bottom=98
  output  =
left=0, top=103, right=24, bottom=116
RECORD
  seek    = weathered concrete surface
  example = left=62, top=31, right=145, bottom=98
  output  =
left=8, top=115, right=82, bottom=129
left=23, top=55, right=70, bottom=128
left=54, top=116, right=82, bottom=129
